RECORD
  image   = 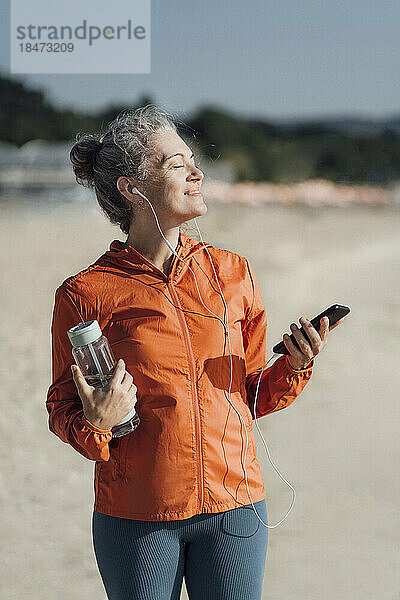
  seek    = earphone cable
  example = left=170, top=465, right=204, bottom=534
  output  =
left=131, top=187, right=297, bottom=528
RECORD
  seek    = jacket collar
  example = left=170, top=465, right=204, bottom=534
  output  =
left=95, top=231, right=212, bottom=279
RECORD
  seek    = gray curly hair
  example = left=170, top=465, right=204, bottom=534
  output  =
left=70, top=104, right=180, bottom=235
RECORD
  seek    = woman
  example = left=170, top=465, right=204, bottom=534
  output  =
left=47, top=105, right=337, bottom=600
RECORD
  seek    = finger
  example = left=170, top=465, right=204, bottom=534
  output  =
left=121, top=371, right=136, bottom=390
left=298, top=317, right=321, bottom=348
left=290, top=321, right=314, bottom=354
left=304, top=316, right=328, bottom=342
left=110, top=358, right=126, bottom=386
left=320, top=317, right=330, bottom=341
left=128, top=382, right=138, bottom=397
left=283, top=332, right=305, bottom=361
left=71, top=363, right=92, bottom=392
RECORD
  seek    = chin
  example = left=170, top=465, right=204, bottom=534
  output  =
left=181, top=203, right=207, bottom=223
left=197, top=202, right=208, bottom=216
left=196, top=199, right=208, bottom=215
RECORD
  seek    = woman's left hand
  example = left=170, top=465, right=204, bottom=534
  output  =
left=283, top=315, right=345, bottom=370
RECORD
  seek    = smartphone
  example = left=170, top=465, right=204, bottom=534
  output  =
left=272, top=303, right=351, bottom=355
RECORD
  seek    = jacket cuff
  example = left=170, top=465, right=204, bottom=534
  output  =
left=285, top=355, right=314, bottom=374
left=82, top=415, right=113, bottom=434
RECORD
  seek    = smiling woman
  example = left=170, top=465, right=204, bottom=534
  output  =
left=70, top=105, right=207, bottom=274
left=48, top=103, right=317, bottom=600
left=69, top=105, right=181, bottom=235
left=70, top=105, right=205, bottom=245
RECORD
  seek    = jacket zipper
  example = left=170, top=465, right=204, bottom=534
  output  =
left=129, top=243, right=206, bottom=511
left=167, top=281, right=204, bottom=513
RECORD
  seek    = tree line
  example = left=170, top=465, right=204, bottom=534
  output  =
left=1, top=73, right=399, bottom=185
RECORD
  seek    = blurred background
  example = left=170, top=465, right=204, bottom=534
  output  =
left=1, top=1, right=399, bottom=599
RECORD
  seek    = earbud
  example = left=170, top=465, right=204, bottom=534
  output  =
left=130, top=186, right=144, bottom=205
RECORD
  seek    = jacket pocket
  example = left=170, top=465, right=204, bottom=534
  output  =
left=245, top=419, right=256, bottom=455
left=239, top=380, right=256, bottom=426
left=235, top=384, right=254, bottom=428
left=116, top=434, right=130, bottom=478
left=108, top=437, right=127, bottom=479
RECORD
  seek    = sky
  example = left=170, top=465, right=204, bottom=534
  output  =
left=1, top=0, right=400, bottom=122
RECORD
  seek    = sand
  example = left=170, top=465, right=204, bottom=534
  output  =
left=1, top=195, right=399, bottom=599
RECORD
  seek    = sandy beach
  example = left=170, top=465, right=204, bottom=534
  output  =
left=1, top=195, right=399, bottom=599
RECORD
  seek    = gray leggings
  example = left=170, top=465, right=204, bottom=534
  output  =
left=92, top=499, right=268, bottom=600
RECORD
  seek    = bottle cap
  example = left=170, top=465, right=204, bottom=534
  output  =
left=67, top=320, right=102, bottom=348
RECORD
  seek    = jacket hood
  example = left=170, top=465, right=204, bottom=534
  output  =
left=94, top=231, right=213, bottom=280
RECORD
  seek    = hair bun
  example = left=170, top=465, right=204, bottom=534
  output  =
left=70, top=136, right=102, bottom=188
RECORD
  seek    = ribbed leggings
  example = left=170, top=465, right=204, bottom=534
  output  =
left=92, top=498, right=268, bottom=600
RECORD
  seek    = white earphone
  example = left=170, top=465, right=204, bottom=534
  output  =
left=131, top=187, right=144, bottom=204
left=128, top=186, right=297, bottom=529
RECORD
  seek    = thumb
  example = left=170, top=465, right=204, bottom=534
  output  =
left=70, top=364, right=92, bottom=392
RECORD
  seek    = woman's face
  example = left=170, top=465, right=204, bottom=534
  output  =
left=140, top=129, right=207, bottom=226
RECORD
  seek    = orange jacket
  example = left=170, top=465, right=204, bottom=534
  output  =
left=47, top=232, right=314, bottom=521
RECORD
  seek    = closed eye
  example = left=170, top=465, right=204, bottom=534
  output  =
left=173, top=160, right=199, bottom=169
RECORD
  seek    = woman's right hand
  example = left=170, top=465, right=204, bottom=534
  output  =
left=71, top=358, right=138, bottom=431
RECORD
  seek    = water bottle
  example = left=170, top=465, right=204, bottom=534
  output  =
left=67, top=320, right=140, bottom=438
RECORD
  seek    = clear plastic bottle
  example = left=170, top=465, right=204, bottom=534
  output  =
left=67, top=320, right=140, bottom=438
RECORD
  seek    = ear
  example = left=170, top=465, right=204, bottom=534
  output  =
left=117, top=177, right=139, bottom=196
left=116, top=176, right=129, bottom=194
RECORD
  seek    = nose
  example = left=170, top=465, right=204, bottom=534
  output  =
left=187, top=165, right=204, bottom=183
